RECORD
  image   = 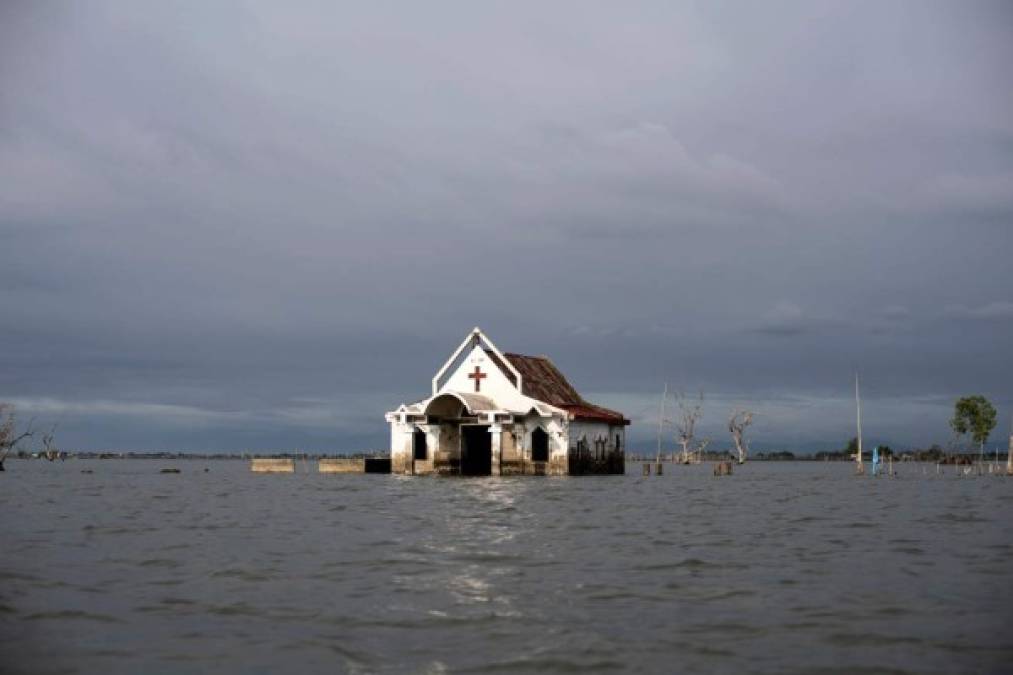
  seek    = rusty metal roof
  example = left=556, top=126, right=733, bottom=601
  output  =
left=499, top=352, right=629, bottom=424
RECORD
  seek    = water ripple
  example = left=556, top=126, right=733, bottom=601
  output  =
left=1, top=460, right=1010, bottom=674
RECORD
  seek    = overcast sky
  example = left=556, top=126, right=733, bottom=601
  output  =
left=1, top=1, right=1011, bottom=453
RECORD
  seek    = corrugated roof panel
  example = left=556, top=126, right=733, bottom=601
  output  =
left=502, top=352, right=628, bottom=424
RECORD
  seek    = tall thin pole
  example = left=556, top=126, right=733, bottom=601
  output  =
left=855, top=371, right=864, bottom=474
left=656, top=382, right=667, bottom=465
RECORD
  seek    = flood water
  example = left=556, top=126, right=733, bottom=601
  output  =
left=2, top=460, right=1011, bottom=674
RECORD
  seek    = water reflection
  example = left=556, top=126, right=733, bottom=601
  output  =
left=0, top=461, right=1010, bottom=674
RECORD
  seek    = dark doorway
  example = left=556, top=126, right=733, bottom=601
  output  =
left=413, top=429, right=427, bottom=461
left=364, top=458, right=391, bottom=473
left=531, top=427, right=549, bottom=462
left=461, top=425, right=492, bottom=475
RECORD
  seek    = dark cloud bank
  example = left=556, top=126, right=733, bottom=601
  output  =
left=1, top=1, right=1011, bottom=453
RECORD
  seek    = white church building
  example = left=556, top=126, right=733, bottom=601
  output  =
left=385, top=328, right=629, bottom=476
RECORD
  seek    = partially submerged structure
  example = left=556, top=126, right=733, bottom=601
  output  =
left=386, top=328, right=629, bottom=475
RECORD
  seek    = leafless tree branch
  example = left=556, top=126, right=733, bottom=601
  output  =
left=42, top=424, right=60, bottom=461
left=728, top=409, right=754, bottom=464
left=674, top=391, right=708, bottom=463
left=0, top=404, right=35, bottom=470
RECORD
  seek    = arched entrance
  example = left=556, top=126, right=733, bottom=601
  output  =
left=460, top=425, right=492, bottom=475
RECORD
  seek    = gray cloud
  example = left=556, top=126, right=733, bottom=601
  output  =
left=752, top=302, right=811, bottom=336
left=1, top=1, right=1011, bottom=452
left=944, top=301, right=1013, bottom=320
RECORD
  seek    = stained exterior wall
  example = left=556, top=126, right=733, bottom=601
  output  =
left=501, top=426, right=519, bottom=462
left=390, top=415, right=576, bottom=476
left=390, top=414, right=626, bottom=476
left=391, top=421, right=412, bottom=474
left=435, top=424, right=461, bottom=474
left=499, top=415, right=568, bottom=475
left=566, top=420, right=626, bottom=475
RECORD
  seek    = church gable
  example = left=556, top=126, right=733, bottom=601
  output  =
left=427, top=327, right=627, bottom=424
left=441, top=344, right=520, bottom=398
left=431, top=327, right=523, bottom=401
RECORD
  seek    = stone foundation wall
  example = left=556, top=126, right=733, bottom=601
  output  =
left=250, top=458, right=295, bottom=473
left=566, top=449, right=625, bottom=475
left=499, top=457, right=567, bottom=475
left=319, top=458, right=365, bottom=473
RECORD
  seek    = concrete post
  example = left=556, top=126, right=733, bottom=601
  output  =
left=397, top=428, right=414, bottom=475
left=489, top=424, right=502, bottom=476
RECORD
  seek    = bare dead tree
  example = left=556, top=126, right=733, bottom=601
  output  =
left=41, top=425, right=60, bottom=462
left=695, top=438, right=711, bottom=463
left=655, top=383, right=671, bottom=466
left=728, top=410, right=754, bottom=464
left=675, top=391, right=707, bottom=464
left=0, top=403, right=34, bottom=472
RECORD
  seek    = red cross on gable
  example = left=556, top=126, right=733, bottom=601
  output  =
left=468, top=365, right=487, bottom=392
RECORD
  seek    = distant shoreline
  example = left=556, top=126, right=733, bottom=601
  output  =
left=9, top=451, right=1009, bottom=463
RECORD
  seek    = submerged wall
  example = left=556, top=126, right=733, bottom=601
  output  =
left=250, top=458, right=295, bottom=473
left=319, top=458, right=365, bottom=473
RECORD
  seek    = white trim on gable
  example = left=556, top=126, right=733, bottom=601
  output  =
left=431, top=327, right=522, bottom=395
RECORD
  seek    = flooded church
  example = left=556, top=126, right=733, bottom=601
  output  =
left=385, top=328, right=629, bottom=476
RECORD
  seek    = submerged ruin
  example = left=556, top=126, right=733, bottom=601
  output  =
left=386, top=328, right=629, bottom=476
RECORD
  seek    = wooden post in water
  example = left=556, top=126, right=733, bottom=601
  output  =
left=642, top=463, right=651, bottom=476
left=1007, top=413, right=1012, bottom=476
left=655, top=462, right=663, bottom=475
left=655, top=383, right=669, bottom=476
left=713, top=460, right=733, bottom=476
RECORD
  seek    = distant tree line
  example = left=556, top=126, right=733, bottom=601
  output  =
left=8, top=449, right=393, bottom=460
